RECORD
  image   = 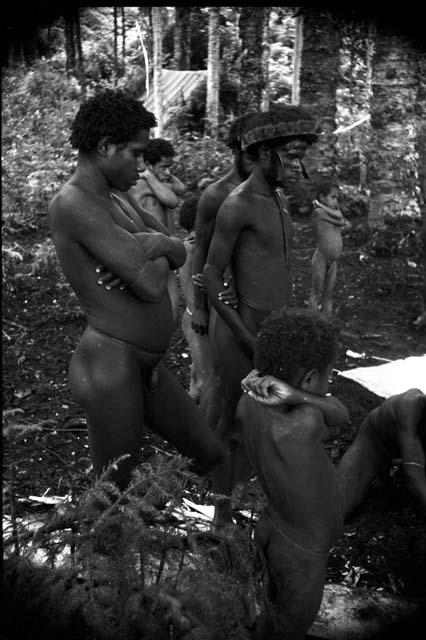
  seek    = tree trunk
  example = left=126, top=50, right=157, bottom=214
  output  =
left=113, top=6, right=118, bottom=84
left=152, top=7, right=163, bottom=136
left=359, top=22, right=375, bottom=190
left=206, top=7, right=220, bottom=138
left=416, top=52, right=426, bottom=217
left=121, top=7, right=126, bottom=75
left=368, top=30, right=421, bottom=227
left=238, top=7, right=270, bottom=114
left=261, top=10, right=271, bottom=111
left=174, top=7, right=191, bottom=70
left=292, top=11, right=303, bottom=105
left=299, top=9, right=342, bottom=187
left=74, top=9, right=83, bottom=76
left=64, top=13, right=76, bottom=73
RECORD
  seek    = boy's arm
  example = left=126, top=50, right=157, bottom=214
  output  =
left=168, top=174, right=186, bottom=197
left=241, top=370, right=349, bottom=426
left=141, top=169, right=179, bottom=208
left=191, top=189, right=219, bottom=334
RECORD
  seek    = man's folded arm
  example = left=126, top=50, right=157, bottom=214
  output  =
left=54, top=199, right=171, bottom=301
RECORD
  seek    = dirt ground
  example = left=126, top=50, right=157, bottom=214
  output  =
left=2, top=208, right=426, bottom=611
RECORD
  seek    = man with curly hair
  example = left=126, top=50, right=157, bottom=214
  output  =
left=203, top=105, right=320, bottom=526
left=48, top=90, right=224, bottom=491
left=240, top=307, right=425, bottom=639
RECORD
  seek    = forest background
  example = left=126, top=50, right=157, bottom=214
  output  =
left=2, top=6, right=426, bottom=640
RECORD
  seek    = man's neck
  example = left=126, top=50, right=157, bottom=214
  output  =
left=246, top=165, right=276, bottom=196
left=224, top=164, right=244, bottom=187
left=71, top=157, right=110, bottom=197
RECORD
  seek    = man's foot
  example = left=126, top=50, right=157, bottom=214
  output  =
left=211, top=496, right=235, bottom=532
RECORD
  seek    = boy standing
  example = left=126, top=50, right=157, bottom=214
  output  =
left=238, top=308, right=348, bottom=639
left=240, top=309, right=425, bottom=638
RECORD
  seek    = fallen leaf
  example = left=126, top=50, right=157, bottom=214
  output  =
left=14, top=388, right=32, bottom=399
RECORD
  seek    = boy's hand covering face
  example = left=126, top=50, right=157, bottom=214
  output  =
left=241, top=369, right=294, bottom=405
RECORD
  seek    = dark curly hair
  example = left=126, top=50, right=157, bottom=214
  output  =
left=70, top=89, right=157, bottom=152
left=178, top=194, right=199, bottom=232
left=254, top=307, right=339, bottom=382
left=143, top=138, right=176, bottom=165
left=316, top=180, right=339, bottom=200
left=226, top=111, right=258, bottom=150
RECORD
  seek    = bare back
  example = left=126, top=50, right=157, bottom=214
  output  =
left=238, top=396, right=344, bottom=553
left=48, top=182, right=174, bottom=351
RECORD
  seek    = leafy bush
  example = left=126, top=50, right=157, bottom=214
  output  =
left=2, top=59, right=80, bottom=229
left=3, top=451, right=262, bottom=640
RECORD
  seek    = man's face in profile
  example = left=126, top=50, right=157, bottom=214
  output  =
left=266, top=139, right=308, bottom=189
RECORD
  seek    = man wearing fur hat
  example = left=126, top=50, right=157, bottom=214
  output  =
left=203, top=105, right=320, bottom=527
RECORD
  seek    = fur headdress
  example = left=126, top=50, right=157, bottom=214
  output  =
left=240, top=105, right=321, bottom=151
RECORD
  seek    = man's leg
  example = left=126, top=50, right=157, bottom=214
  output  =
left=337, top=409, right=392, bottom=518
left=210, top=315, right=253, bottom=527
left=309, top=249, right=327, bottom=310
left=321, top=260, right=337, bottom=315
left=69, top=329, right=148, bottom=491
left=144, top=362, right=225, bottom=476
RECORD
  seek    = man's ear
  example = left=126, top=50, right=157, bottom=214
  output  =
left=97, top=136, right=113, bottom=157
left=258, top=144, right=271, bottom=162
left=300, top=368, right=319, bottom=393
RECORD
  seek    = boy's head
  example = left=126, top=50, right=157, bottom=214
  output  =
left=143, top=138, right=176, bottom=181
left=70, top=89, right=157, bottom=153
left=317, top=181, right=339, bottom=209
left=179, top=194, right=199, bottom=232
left=254, top=308, right=339, bottom=395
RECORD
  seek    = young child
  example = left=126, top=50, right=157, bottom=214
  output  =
left=309, top=181, right=350, bottom=315
left=238, top=308, right=349, bottom=639
left=178, top=195, right=217, bottom=407
left=240, top=310, right=426, bottom=639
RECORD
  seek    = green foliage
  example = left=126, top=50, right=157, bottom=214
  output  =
left=167, top=130, right=232, bottom=193
left=2, top=58, right=80, bottom=229
left=3, top=452, right=262, bottom=640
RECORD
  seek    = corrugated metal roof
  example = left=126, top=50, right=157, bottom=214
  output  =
left=141, top=69, right=207, bottom=116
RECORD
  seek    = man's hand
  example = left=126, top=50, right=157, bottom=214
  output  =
left=95, top=265, right=127, bottom=291
left=218, top=277, right=238, bottom=308
left=191, top=307, right=209, bottom=335
left=241, top=369, right=295, bottom=405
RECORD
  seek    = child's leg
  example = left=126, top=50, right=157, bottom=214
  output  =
left=321, top=260, right=338, bottom=315
left=309, top=248, right=327, bottom=310
left=255, top=514, right=328, bottom=640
